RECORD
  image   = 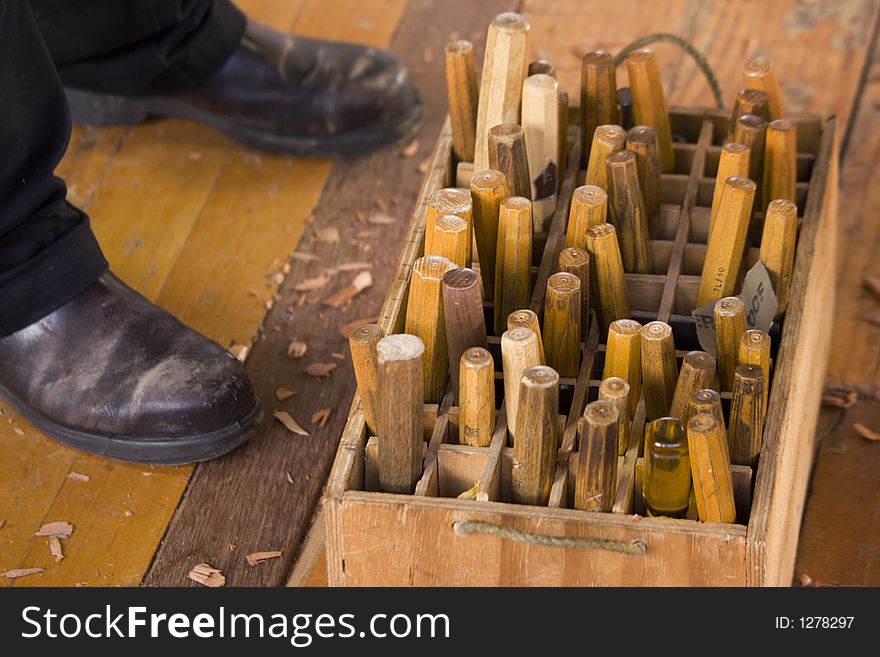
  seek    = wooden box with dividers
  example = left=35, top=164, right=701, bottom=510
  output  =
left=324, top=12, right=837, bottom=586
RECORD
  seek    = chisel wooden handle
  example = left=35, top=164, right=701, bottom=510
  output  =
left=729, top=363, right=765, bottom=467
left=759, top=198, right=797, bottom=317
left=512, top=365, right=559, bottom=505
left=738, top=329, right=771, bottom=412
left=575, top=399, right=619, bottom=511
left=617, top=87, right=634, bottom=131
left=697, top=176, right=756, bottom=307
left=349, top=323, right=385, bottom=436
left=606, top=150, right=652, bottom=273
left=626, top=48, right=674, bottom=173
left=493, top=196, right=533, bottom=335
left=459, top=346, right=496, bottom=447
left=714, top=296, right=747, bottom=391
left=643, top=417, right=691, bottom=518
left=640, top=321, right=678, bottom=420
left=580, top=50, right=619, bottom=167
left=603, top=318, right=642, bottom=419
left=599, top=376, right=630, bottom=456
left=558, top=247, right=590, bottom=338
left=743, top=57, right=784, bottom=121
left=564, top=185, right=607, bottom=251
left=544, top=272, right=581, bottom=378
left=425, top=187, right=472, bottom=257
left=626, top=125, right=662, bottom=238
left=470, top=169, right=508, bottom=301
left=501, top=326, right=543, bottom=442
left=687, top=413, right=736, bottom=523
left=442, top=267, right=488, bottom=403
left=689, top=388, right=727, bottom=438
left=732, top=114, right=766, bottom=200
left=405, top=255, right=457, bottom=403
left=528, top=59, right=556, bottom=77
left=763, top=118, right=797, bottom=213
left=585, top=124, right=626, bottom=190
left=708, top=142, right=750, bottom=235
left=377, top=334, right=425, bottom=493
left=586, top=223, right=630, bottom=333
left=474, top=12, right=530, bottom=173
left=507, top=309, right=545, bottom=363
left=522, top=74, right=560, bottom=232
left=428, top=214, right=470, bottom=267
left=727, top=88, right=769, bottom=139
left=558, top=88, right=569, bottom=190
left=669, top=351, right=716, bottom=423
left=489, top=123, right=532, bottom=201
left=445, top=40, right=478, bottom=163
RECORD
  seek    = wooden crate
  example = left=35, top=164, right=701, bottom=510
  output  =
left=324, top=106, right=837, bottom=586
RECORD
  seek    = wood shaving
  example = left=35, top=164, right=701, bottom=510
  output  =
left=304, top=362, right=337, bottom=378
left=1, top=568, right=44, bottom=579
left=799, top=573, right=813, bottom=586
left=311, top=408, right=332, bottom=429
left=457, top=481, right=480, bottom=500
left=865, top=274, right=880, bottom=297
left=417, top=156, right=431, bottom=174
left=35, top=521, right=73, bottom=538
left=330, top=352, right=345, bottom=360
left=286, top=472, right=294, bottom=484
left=821, top=390, right=858, bottom=408
left=274, top=411, right=310, bottom=436
left=246, top=550, right=283, bottom=566
left=293, top=274, right=331, bottom=292
left=291, top=252, right=319, bottom=262
left=315, top=227, right=340, bottom=243
left=13, top=426, right=24, bottom=436
left=275, top=387, right=296, bottom=401
left=368, top=213, right=396, bottom=225
left=124, top=510, right=134, bottom=518
left=287, top=340, right=308, bottom=358
left=228, top=544, right=237, bottom=552
left=67, top=472, right=90, bottom=483
left=323, top=271, right=373, bottom=308
left=187, top=563, right=226, bottom=587
left=854, top=422, right=880, bottom=442
left=49, top=536, right=63, bottom=562
left=400, top=139, right=419, bottom=157
left=339, top=316, right=381, bottom=339
left=229, top=344, right=249, bottom=362
left=271, top=271, right=285, bottom=286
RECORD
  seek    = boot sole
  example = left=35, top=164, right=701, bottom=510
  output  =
left=65, top=87, right=424, bottom=156
left=0, top=382, right=262, bottom=466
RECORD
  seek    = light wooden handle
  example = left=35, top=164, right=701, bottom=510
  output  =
left=759, top=198, right=797, bottom=316
left=445, top=40, right=478, bottom=163
left=709, top=142, right=750, bottom=236
left=459, top=346, right=496, bottom=447
left=603, top=318, right=642, bottom=419
left=349, top=323, right=385, bottom=435
left=669, top=350, right=716, bottom=422
left=714, top=296, right=747, bottom=391
left=474, top=12, right=531, bottom=173
left=429, top=214, right=470, bottom=268
left=544, top=272, right=581, bottom=378
left=640, top=321, right=678, bottom=420
left=729, top=363, right=765, bottom=467
left=522, top=74, right=560, bottom=232
left=506, top=309, right=545, bottom=363
left=606, top=149, right=652, bottom=274
left=564, top=185, right=607, bottom=251
left=575, top=399, right=619, bottom=511
left=377, top=334, right=425, bottom=493
left=558, top=246, right=590, bottom=339
left=488, top=123, right=532, bottom=201
left=405, top=255, right=457, bottom=403
left=727, top=88, right=769, bottom=139
left=626, top=48, right=674, bottom=173
left=743, top=57, right=784, bottom=121
left=442, top=267, right=488, bottom=403
left=584, top=124, right=626, bottom=190
left=738, top=329, right=771, bottom=412
left=512, top=365, right=559, bottom=505
left=626, top=125, right=662, bottom=238
left=762, top=118, right=797, bottom=213
left=599, top=376, right=630, bottom=456
left=732, top=114, right=767, bottom=199
left=424, top=187, right=471, bottom=257
left=501, top=327, right=542, bottom=442
left=493, top=196, right=533, bottom=335
left=586, top=223, right=630, bottom=333
left=688, top=413, right=736, bottom=523
left=470, top=169, right=508, bottom=301
left=580, top=50, right=619, bottom=167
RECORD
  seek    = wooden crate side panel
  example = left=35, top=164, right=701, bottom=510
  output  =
left=338, top=494, right=747, bottom=586
left=747, top=118, right=838, bottom=586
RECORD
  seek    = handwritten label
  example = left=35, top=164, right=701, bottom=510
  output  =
left=692, top=261, right=779, bottom=356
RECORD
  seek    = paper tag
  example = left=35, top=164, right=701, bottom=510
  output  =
left=692, top=261, right=779, bottom=356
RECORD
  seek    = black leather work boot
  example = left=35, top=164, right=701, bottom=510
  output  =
left=65, top=20, right=423, bottom=156
left=0, top=274, right=262, bottom=465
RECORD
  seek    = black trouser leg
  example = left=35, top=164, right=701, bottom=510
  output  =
left=29, top=0, right=246, bottom=94
left=0, top=0, right=108, bottom=337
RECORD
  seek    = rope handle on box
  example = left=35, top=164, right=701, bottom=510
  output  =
left=453, top=520, right=647, bottom=556
left=614, top=33, right=725, bottom=111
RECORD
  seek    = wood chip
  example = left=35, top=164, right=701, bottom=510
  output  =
left=49, top=536, right=63, bottom=562
left=865, top=274, right=880, bottom=297
left=330, top=352, right=345, bottom=360
left=368, top=213, right=396, bottom=225
left=275, top=387, right=296, bottom=401
left=339, top=316, right=381, bottom=339
left=417, top=156, right=431, bottom=174
left=294, top=274, right=331, bottom=292
left=822, top=390, right=858, bottom=408
left=124, top=510, right=134, bottom=518
left=457, top=481, right=480, bottom=500
left=323, top=271, right=373, bottom=308
left=400, top=139, right=419, bottom=157
left=246, top=550, right=283, bottom=566
left=35, top=521, right=73, bottom=538
left=304, top=362, right=337, bottom=378
left=311, top=408, right=332, bottom=429
left=274, top=411, right=310, bottom=436
left=229, top=344, right=249, bottom=362
left=67, top=472, right=90, bottom=483
left=1, top=568, right=44, bottom=579
left=187, top=563, right=226, bottom=587
left=287, top=340, right=308, bottom=358
left=854, top=422, right=880, bottom=442
left=316, top=226, right=340, bottom=243
left=799, top=573, right=813, bottom=586
left=286, top=472, right=294, bottom=484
